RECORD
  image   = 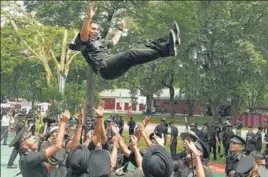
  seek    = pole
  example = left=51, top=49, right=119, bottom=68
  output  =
left=84, top=67, right=95, bottom=141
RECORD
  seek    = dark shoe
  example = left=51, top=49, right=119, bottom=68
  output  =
left=168, top=30, right=177, bottom=57
left=172, top=21, right=181, bottom=45
left=7, top=164, right=17, bottom=169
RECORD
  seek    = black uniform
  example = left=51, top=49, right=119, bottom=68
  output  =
left=70, top=21, right=179, bottom=80
left=222, top=127, right=234, bottom=157
left=207, top=126, right=217, bottom=160
left=154, top=122, right=168, bottom=135
left=245, top=132, right=257, bottom=155
left=128, top=119, right=136, bottom=136
left=264, top=132, right=268, bottom=149
left=215, top=126, right=221, bottom=154
left=173, top=160, right=213, bottom=177
left=263, top=148, right=268, bottom=169
left=199, top=130, right=209, bottom=151
left=7, top=113, right=26, bottom=168
left=225, top=154, right=243, bottom=177
left=118, top=118, right=124, bottom=135
left=255, top=130, right=263, bottom=152
left=170, top=125, right=178, bottom=160
left=20, top=151, right=48, bottom=177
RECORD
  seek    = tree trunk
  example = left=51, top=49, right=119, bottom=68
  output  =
left=169, top=87, right=175, bottom=118
left=187, top=100, right=194, bottom=117
left=146, top=94, right=153, bottom=114
left=85, top=68, right=95, bottom=118
left=211, top=104, right=219, bottom=122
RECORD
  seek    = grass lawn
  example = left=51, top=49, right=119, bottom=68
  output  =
left=105, top=113, right=213, bottom=126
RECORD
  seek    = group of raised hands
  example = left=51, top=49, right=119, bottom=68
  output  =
left=87, top=1, right=126, bottom=29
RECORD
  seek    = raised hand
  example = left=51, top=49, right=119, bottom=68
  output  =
left=143, top=115, right=152, bottom=127
left=130, top=136, right=138, bottom=151
left=111, top=122, right=120, bottom=135
left=87, top=1, right=97, bottom=19
left=78, top=109, right=84, bottom=126
left=119, top=18, right=126, bottom=29
left=93, top=100, right=105, bottom=117
left=60, top=110, right=70, bottom=123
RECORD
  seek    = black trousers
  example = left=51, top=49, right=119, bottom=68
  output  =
left=170, top=140, right=177, bottom=160
left=7, top=148, right=19, bottom=166
left=208, top=142, right=217, bottom=160
left=99, top=37, right=171, bottom=80
left=31, top=124, right=36, bottom=135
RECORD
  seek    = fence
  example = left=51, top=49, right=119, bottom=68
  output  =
left=232, top=114, right=268, bottom=127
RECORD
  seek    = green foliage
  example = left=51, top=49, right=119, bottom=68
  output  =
left=1, top=1, right=267, bottom=116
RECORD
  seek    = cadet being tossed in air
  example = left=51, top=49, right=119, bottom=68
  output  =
left=69, top=2, right=181, bottom=80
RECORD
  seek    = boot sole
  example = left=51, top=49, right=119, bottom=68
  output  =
left=169, top=30, right=177, bottom=57
left=172, top=21, right=181, bottom=45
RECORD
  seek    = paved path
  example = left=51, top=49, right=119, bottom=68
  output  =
left=1, top=136, right=20, bottom=177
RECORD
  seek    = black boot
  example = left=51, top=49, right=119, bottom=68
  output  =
left=172, top=21, right=181, bottom=45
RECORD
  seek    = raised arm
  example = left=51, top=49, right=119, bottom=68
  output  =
left=80, top=2, right=96, bottom=41
left=111, top=19, right=126, bottom=45
left=66, top=110, right=84, bottom=152
left=110, top=123, right=120, bottom=171
left=45, top=111, right=70, bottom=159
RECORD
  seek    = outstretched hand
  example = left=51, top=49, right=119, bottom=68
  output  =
left=93, top=100, right=105, bottom=117
left=60, top=110, right=70, bottom=123
left=87, top=1, right=97, bottom=19
left=111, top=122, right=120, bottom=135
left=78, top=109, right=84, bottom=126
left=119, top=18, right=126, bottom=29
left=143, top=116, right=152, bottom=127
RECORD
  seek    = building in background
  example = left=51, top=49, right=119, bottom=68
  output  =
left=99, top=88, right=202, bottom=115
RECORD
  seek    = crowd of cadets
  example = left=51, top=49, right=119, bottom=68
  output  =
left=1, top=104, right=268, bottom=177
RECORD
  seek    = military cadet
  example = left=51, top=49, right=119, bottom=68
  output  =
left=169, top=122, right=179, bottom=160
left=128, top=116, right=136, bottom=142
left=207, top=124, right=218, bottom=161
left=264, top=131, right=268, bottom=149
left=214, top=122, right=222, bottom=154
left=190, top=122, right=200, bottom=136
left=236, top=154, right=268, bottom=177
left=222, top=124, right=234, bottom=157
left=7, top=110, right=27, bottom=169
left=246, top=126, right=257, bottom=155
left=67, top=117, right=144, bottom=177
left=173, top=131, right=213, bottom=177
left=27, top=109, right=38, bottom=135
left=8, top=110, right=70, bottom=177
left=199, top=125, right=209, bottom=152
left=225, top=135, right=246, bottom=177
left=255, top=127, right=263, bottom=152
left=118, top=116, right=124, bottom=135
left=236, top=120, right=243, bottom=137
left=250, top=151, right=266, bottom=168
left=235, top=155, right=256, bottom=177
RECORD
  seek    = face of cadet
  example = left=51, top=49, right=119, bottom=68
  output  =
left=23, top=136, right=38, bottom=151
left=90, top=23, right=100, bottom=39
left=229, top=142, right=241, bottom=153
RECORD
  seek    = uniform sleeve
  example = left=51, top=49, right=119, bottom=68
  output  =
left=109, top=168, right=144, bottom=177
left=171, top=128, right=176, bottom=136
left=104, top=40, right=114, bottom=49
left=24, top=151, right=47, bottom=167
left=68, top=33, right=88, bottom=51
